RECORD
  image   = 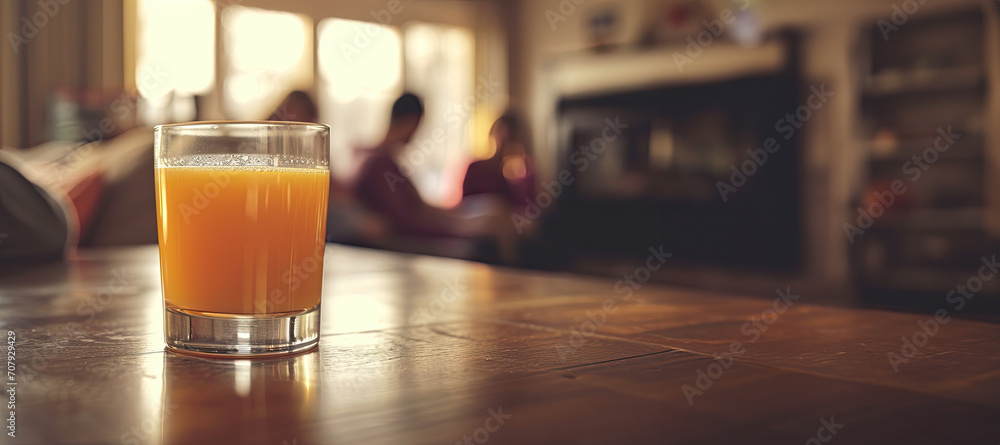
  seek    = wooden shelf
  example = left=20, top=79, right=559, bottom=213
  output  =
left=854, top=6, right=994, bottom=303
left=868, top=152, right=982, bottom=163
left=863, top=65, right=984, bottom=97
left=868, top=207, right=984, bottom=232
left=866, top=135, right=984, bottom=161
left=546, top=41, right=786, bottom=98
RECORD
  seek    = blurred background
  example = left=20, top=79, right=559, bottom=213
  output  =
left=1, top=0, right=999, bottom=316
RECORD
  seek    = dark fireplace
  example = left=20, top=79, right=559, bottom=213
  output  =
left=550, top=68, right=803, bottom=272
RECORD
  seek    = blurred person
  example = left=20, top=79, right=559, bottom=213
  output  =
left=353, top=93, right=515, bottom=260
left=268, top=90, right=319, bottom=123
left=264, top=90, right=385, bottom=243
left=462, top=113, right=536, bottom=214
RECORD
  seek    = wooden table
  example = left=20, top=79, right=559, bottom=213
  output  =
left=2, top=245, right=999, bottom=444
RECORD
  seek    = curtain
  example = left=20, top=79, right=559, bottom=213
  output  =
left=0, top=0, right=124, bottom=149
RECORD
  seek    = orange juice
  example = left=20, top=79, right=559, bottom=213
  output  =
left=155, top=162, right=329, bottom=315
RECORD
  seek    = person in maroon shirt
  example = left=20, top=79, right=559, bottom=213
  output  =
left=353, top=93, right=511, bottom=248
left=461, top=113, right=536, bottom=215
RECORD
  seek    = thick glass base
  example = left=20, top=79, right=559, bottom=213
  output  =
left=164, top=306, right=320, bottom=357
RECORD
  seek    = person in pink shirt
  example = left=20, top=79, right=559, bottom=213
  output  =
left=461, top=113, right=536, bottom=215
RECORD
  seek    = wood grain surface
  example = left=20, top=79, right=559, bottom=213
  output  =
left=1, top=246, right=998, bottom=444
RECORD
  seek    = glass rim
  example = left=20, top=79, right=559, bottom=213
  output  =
left=154, top=120, right=330, bottom=133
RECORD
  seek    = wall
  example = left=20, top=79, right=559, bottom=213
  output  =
left=509, top=0, right=985, bottom=297
left=199, top=0, right=511, bottom=128
left=0, top=0, right=124, bottom=148
left=1, top=0, right=509, bottom=148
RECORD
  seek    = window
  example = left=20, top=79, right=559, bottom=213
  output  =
left=222, top=6, right=313, bottom=120
left=402, top=23, right=475, bottom=206
left=317, top=19, right=475, bottom=205
left=317, top=18, right=403, bottom=180
left=135, top=3, right=478, bottom=204
left=135, top=0, right=215, bottom=122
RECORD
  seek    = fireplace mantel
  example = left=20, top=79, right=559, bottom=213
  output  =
left=545, top=41, right=787, bottom=99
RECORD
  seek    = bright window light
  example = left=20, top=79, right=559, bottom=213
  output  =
left=136, top=0, right=215, bottom=99
left=315, top=18, right=475, bottom=204
left=318, top=19, right=402, bottom=102
left=317, top=18, right=403, bottom=179
left=402, top=22, right=475, bottom=206
left=222, top=6, right=313, bottom=119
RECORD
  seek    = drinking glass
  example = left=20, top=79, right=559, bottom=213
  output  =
left=154, top=122, right=330, bottom=356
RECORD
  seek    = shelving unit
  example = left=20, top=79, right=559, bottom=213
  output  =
left=852, top=7, right=997, bottom=303
left=863, top=65, right=984, bottom=96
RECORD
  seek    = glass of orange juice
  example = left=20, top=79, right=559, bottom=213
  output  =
left=154, top=122, right=330, bottom=356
